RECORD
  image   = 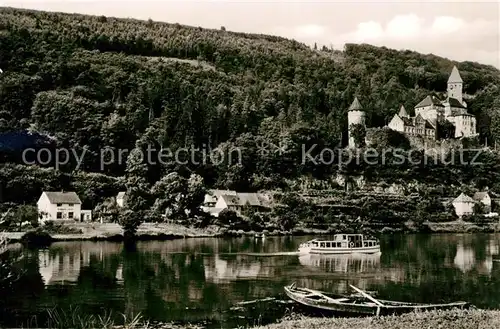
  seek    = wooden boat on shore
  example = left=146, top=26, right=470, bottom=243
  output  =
left=284, top=283, right=469, bottom=316
left=298, top=234, right=380, bottom=254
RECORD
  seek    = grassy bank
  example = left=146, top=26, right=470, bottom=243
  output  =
left=3, top=220, right=498, bottom=244
left=3, top=223, right=219, bottom=242
left=20, top=309, right=500, bottom=329
left=426, top=220, right=500, bottom=233
left=253, top=309, right=500, bottom=329
left=3, top=222, right=338, bottom=243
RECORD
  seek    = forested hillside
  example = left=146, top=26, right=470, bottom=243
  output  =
left=1, top=7, right=500, bottom=211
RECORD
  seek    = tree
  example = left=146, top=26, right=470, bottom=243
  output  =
left=119, top=147, right=151, bottom=238
left=94, top=197, right=120, bottom=223
left=473, top=202, right=485, bottom=215
left=349, top=123, right=366, bottom=147
left=151, top=172, right=206, bottom=223
left=437, top=120, right=456, bottom=139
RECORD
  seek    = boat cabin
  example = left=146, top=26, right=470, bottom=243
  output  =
left=308, top=234, right=379, bottom=249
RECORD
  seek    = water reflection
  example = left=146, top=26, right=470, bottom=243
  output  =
left=298, top=253, right=381, bottom=273
left=38, top=243, right=123, bottom=285
left=451, top=236, right=499, bottom=276
left=3, top=234, right=500, bottom=328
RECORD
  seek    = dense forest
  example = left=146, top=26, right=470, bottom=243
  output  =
left=1, top=7, right=500, bottom=222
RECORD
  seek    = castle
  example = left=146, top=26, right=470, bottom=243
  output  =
left=347, top=66, right=477, bottom=148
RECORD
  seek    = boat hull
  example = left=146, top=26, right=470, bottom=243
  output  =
left=298, top=246, right=381, bottom=254
left=284, top=285, right=469, bottom=316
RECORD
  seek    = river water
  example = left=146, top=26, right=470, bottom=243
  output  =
left=2, top=234, right=500, bottom=328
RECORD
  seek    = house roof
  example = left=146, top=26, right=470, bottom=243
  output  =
left=44, top=191, right=82, bottom=204
left=398, top=105, right=409, bottom=118
left=453, top=193, right=475, bottom=204
left=473, top=192, right=489, bottom=201
left=401, top=117, right=414, bottom=127
left=348, top=97, right=363, bottom=111
left=425, top=120, right=436, bottom=129
left=205, top=189, right=237, bottom=203
left=116, top=191, right=126, bottom=199
left=415, top=95, right=444, bottom=108
left=219, top=192, right=274, bottom=208
left=238, top=193, right=261, bottom=206
left=448, top=66, right=463, bottom=83
left=444, top=97, right=466, bottom=109
left=220, top=194, right=241, bottom=206
left=209, top=189, right=237, bottom=197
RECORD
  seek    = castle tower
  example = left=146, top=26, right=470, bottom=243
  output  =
left=398, top=105, right=409, bottom=119
left=447, top=65, right=463, bottom=104
left=347, top=97, right=366, bottom=148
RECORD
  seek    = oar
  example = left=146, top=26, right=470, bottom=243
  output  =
left=349, top=284, right=385, bottom=307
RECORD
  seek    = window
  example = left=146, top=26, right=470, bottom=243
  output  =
left=56, top=212, right=62, bottom=219
left=68, top=212, right=74, bottom=219
left=326, top=242, right=331, bottom=248
left=68, top=204, right=73, bottom=207
left=320, top=242, right=325, bottom=248
left=343, top=235, right=346, bottom=240
left=57, top=203, right=62, bottom=207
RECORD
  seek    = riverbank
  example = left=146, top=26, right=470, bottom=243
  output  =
left=252, top=309, right=500, bottom=329
left=2, top=223, right=334, bottom=243
left=425, top=220, right=500, bottom=233
left=3, top=220, right=498, bottom=243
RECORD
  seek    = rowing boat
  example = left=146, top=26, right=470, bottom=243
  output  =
left=284, top=283, right=469, bottom=316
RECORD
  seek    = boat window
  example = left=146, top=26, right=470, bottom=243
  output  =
left=343, top=235, right=346, bottom=240
left=320, top=242, right=325, bottom=248
left=364, top=242, right=367, bottom=247
left=326, top=242, right=330, bottom=248
left=369, top=242, right=372, bottom=246
left=337, top=242, right=341, bottom=247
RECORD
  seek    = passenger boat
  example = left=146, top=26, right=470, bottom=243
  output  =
left=298, top=234, right=380, bottom=254
left=284, top=283, right=469, bottom=316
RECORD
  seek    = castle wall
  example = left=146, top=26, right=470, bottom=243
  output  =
left=453, top=115, right=476, bottom=138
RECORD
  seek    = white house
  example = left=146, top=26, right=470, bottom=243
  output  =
left=203, top=190, right=237, bottom=208
left=81, top=210, right=92, bottom=222
left=473, top=191, right=491, bottom=213
left=452, top=193, right=475, bottom=218
left=37, top=191, right=82, bottom=223
left=212, top=192, right=274, bottom=215
left=116, top=191, right=126, bottom=207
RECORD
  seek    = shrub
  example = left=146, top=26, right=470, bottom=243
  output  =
left=42, top=221, right=83, bottom=234
left=20, top=228, right=53, bottom=248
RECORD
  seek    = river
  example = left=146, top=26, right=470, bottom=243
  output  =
left=2, top=233, right=500, bottom=328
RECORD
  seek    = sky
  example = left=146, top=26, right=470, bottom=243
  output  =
left=3, top=0, right=500, bottom=68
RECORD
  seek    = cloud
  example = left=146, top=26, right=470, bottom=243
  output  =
left=278, top=14, right=499, bottom=68
left=294, top=24, right=326, bottom=38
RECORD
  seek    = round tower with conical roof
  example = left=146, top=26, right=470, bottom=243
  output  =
left=347, top=97, right=366, bottom=148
